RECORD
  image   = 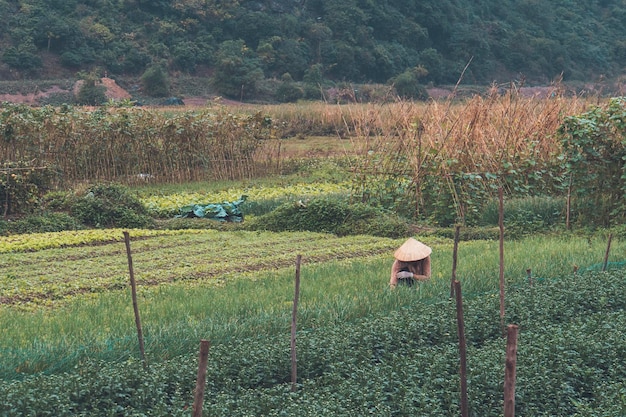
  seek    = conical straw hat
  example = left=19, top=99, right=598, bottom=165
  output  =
left=394, top=238, right=432, bottom=261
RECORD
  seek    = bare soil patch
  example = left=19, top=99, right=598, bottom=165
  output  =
left=0, top=77, right=132, bottom=105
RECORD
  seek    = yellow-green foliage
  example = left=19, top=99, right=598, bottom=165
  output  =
left=140, top=182, right=351, bottom=217
left=0, top=228, right=206, bottom=253
left=0, top=230, right=402, bottom=309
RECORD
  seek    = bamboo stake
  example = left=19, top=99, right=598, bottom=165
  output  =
left=454, top=280, right=469, bottom=417
left=602, top=233, right=613, bottom=272
left=192, top=339, right=211, bottom=417
left=291, top=255, right=302, bottom=392
left=504, top=324, right=519, bottom=417
left=450, top=224, right=461, bottom=298
left=2, top=167, right=9, bottom=218
left=123, top=231, right=146, bottom=368
left=566, top=172, right=573, bottom=230
left=499, top=187, right=505, bottom=333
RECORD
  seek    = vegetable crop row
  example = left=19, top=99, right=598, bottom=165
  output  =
left=0, top=231, right=401, bottom=308
left=0, top=228, right=208, bottom=254
left=3, top=268, right=626, bottom=416
left=139, top=182, right=351, bottom=217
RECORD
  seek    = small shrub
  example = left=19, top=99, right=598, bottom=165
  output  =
left=141, top=65, right=170, bottom=97
left=37, top=92, right=75, bottom=106
left=275, top=81, right=304, bottom=103
left=0, top=161, right=54, bottom=216
left=390, top=67, right=429, bottom=100
left=478, top=195, right=565, bottom=236
left=424, top=226, right=501, bottom=241
left=248, top=198, right=411, bottom=237
left=70, top=183, right=154, bottom=229
left=1, top=212, right=82, bottom=234
left=76, top=79, right=107, bottom=106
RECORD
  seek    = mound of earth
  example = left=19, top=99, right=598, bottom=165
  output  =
left=73, top=77, right=132, bottom=100
left=0, top=77, right=132, bottom=105
left=0, top=86, right=67, bottom=105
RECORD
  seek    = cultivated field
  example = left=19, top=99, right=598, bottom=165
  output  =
left=1, top=94, right=626, bottom=416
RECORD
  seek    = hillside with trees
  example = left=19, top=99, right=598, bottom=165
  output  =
left=0, top=0, right=624, bottom=101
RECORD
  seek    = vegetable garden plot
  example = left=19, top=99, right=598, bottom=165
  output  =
left=0, top=231, right=400, bottom=308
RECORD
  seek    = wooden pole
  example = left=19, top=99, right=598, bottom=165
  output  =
left=454, top=280, right=469, bottom=417
left=450, top=224, right=461, bottom=298
left=526, top=268, right=532, bottom=286
left=2, top=167, right=9, bottom=218
left=565, top=172, right=572, bottom=230
left=504, top=324, right=519, bottom=417
left=602, top=233, right=613, bottom=272
left=498, top=187, right=505, bottom=332
left=192, top=339, right=211, bottom=417
left=123, top=231, right=146, bottom=368
left=291, top=254, right=302, bottom=392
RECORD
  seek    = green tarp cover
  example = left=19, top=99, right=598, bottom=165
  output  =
left=175, top=196, right=247, bottom=222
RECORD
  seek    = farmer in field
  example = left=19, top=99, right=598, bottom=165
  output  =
left=390, top=238, right=431, bottom=288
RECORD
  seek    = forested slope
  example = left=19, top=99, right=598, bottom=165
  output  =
left=0, top=0, right=624, bottom=98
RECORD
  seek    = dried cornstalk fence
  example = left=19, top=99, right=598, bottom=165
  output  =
left=0, top=104, right=274, bottom=185
left=346, top=92, right=589, bottom=220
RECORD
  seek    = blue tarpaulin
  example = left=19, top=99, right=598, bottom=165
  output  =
left=175, top=196, right=247, bottom=222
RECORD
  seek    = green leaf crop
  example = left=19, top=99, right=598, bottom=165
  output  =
left=0, top=230, right=400, bottom=309
left=140, top=182, right=351, bottom=218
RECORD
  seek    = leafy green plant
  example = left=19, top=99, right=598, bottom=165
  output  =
left=391, top=66, right=430, bottom=100
left=478, top=195, right=566, bottom=236
left=0, top=212, right=82, bottom=235
left=0, top=161, right=53, bottom=216
left=3, top=266, right=626, bottom=416
left=69, top=183, right=154, bottom=229
left=75, top=71, right=108, bottom=105
left=558, top=97, right=626, bottom=227
left=141, top=64, right=170, bottom=97
left=140, top=182, right=351, bottom=218
left=248, top=197, right=412, bottom=237
left=275, top=80, right=305, bottom=103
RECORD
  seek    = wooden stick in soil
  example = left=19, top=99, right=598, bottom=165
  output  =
left=291, top=254, right=302, bottom=392
left=192, top=339, right=211, bottom=417
left=450, top=224, right=461, bottom=298
left=602, top=233, right=613, bottom=272
left=499, top=187, right=505, bottom=333
left=123, top=231, right=146, bottom=368
left=454, top=280, right=469, bottom=417
left=526, top=268, right=532, bottom=286
left=566, top=172, right=573, bottom=230
left=504, top=324, right=519, bottom=417
left=3, top=168, right=10, bottom=218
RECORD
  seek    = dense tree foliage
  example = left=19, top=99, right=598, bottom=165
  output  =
left=0, top=0, right=623, bottom=97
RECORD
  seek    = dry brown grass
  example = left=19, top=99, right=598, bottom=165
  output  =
left=0, top=93, right=597, bottom=187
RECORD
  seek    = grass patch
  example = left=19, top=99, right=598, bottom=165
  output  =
left=0, top=231, right=622, bottom=382
left=2, top=261, right=626, bottom=415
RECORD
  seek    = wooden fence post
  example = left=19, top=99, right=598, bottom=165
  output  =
left=498, top=187, right=505, bottom=333
left=291, top=255, right=302, bottom=392
left=602, top=233, right=613, bottom=272
left=123, top=231, right=146, bottom=368
left=192, top=339, right=211, bottom=417
left=504, top=324, right=519, bottom=417
left=450, top=224, right=461, bottom=298
left=526, top=268, right=532, bottom=286
left=565, top=172, right=572, bottom=230
left=454, top=280, right=469, bottom=417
